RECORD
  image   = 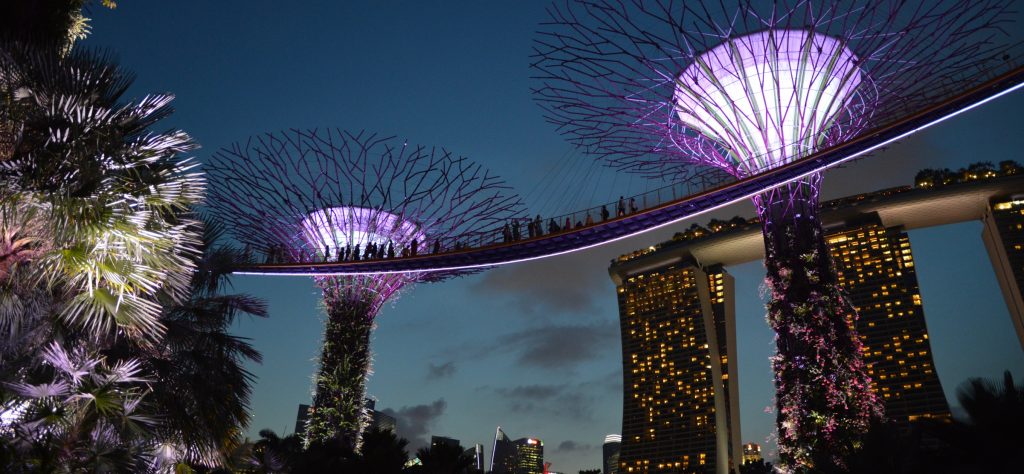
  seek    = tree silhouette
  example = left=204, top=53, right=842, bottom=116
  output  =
left=408, top=441, right=475, bottom=474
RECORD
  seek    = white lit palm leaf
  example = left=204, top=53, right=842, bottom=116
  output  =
left=3, top=46, right=203, bottom=342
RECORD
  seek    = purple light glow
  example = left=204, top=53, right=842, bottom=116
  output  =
left=300, top=206, right=427, bottom=255
left=532, top=2, right=1017, bottom=469
left=233, top=77, right=1024, bottom=277
left=675, top=30, right=863, bottom=176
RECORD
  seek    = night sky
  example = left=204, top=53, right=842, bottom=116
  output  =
left=86, top=2, right=1024, bottom=472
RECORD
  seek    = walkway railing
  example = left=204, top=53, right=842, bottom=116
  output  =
left=232, top=55, right=1024, bottom=275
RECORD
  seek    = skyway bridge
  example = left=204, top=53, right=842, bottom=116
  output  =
left=235, top=64, right=1024, bottom=277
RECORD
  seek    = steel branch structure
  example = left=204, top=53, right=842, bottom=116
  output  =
left=531, top=1, right=1016, bottom=472
left=206, top=129, right=523, bottom=447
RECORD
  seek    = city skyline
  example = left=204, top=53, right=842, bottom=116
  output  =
left=82, top=2, right=1024, bottom=472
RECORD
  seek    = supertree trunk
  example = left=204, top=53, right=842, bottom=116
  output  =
left=754, top=174, right=883, bottom=472
left=303, top=282, right=375, bottom=449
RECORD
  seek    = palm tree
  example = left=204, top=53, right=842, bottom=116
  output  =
left=105, top=217, right=268, bottom=470
left=928, top=371, right=1024, bottom=473
left=0, top=36, right=211, bottom=471
left=348, top=428, right=408, bottom=474
left=0, top=342, right=156, bottom=472
left=250, top=429, right=303, bottom=474
left=0, top=39, right=204, bottom=345
left=409, top=442, right=475, bottom=474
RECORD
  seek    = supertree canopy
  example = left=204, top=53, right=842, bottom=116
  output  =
left=532, top=0, right=1014, bottom=471
left=206, top=129, right=523, bottom=447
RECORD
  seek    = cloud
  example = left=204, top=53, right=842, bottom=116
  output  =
left=470, top=248, right=615, bottom=317
left=495, top=384, right=563, bottom=399
left=426, top=361, right=456, bottom=380
left=381, top=398, right=447, bottom=449
left=487, top=383, right=596, bottom=421
left=555, top=440, right=593, bottom=452
left=494, top=322, right=619, bottom=370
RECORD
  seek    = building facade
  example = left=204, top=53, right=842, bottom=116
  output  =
left=491, top=427, right=516, bottom=474
left=741, top=443, right=761, bottom=464
left=491, top=427, right=544, bottom=474
left=513, top=438, right=544, bottom=474
left=609, top=258, right=741, bottom=473
left=826, top=216, right=950, bottom=422
left=295, top=404, right=310, bottom=437
left=466, top=443, right=485, bottom=472
left=983, top=197, right=1024, bottom=351
left=603, top=434, right=622, bottom=474
left=431, top=435, right=460, bottom=449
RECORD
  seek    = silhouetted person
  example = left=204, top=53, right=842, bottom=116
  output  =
left=527, top=220, right=535, bottom=238
left=353, top=244, right=361, bottom=261
left=601, top=205, right=610, bottom=221
left=433, top=239, right=441, bottom=254
left=548, top=218, right=558, bottom=234
left=629, top=197, right=637, bottom=214
left=503, top=222, right=512, bottom=242
left=617, top=196, right=626, bottom=216
left=387, top=242, right=395, bottom=259
left=411, top=238, right=418, bottom=256
left=535, top=214, right=544, bottom=236
left=512, top=220, right=521, bottom=240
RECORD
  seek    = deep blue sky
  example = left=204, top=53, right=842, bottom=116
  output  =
left=86, top=2, right=1024, bottom=472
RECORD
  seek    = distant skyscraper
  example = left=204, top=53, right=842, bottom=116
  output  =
left=603, top=434, right=621, bottom=474
left=741, top=443, right=762, bottom=464
left=491, top=427, right=516, bottom=474
left=490, top=427, right=544, bottom=474
left=295, top=404, right=310, bottom=437
left=363, top=399, right=397, bottom=433
left=465, top=443, right=485, bottom=472
left=826, top=216, right=950, bottom=422
left=369, top=409, right=397, bottom=433
left=609, top=257, right=741, bottom=474
left=431, top=435, right=460, bottom=449
left=983, top=196, right=1024, bottom=351
left=513, top=437, right=543, bottom=474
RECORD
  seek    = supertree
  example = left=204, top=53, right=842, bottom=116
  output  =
left=206, top=129, right=523, bottom=448
left=531, top=0, right=1015, bottom=470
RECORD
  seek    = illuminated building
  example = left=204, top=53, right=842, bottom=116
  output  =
left=983, top=197, right=1024, bottom=351
left=514, top=437, right=544, bottom=474
left=491, top=427, right=516, bottom=474
left=490, top=427, right=544, bottom=474
left=827, top=216, right=950, bottom=422
left=608, top=257, right=741, bottom=474
left=741, top=443, right=761, bottom=464
left=466, top=443, right=485, bottom=472
left=603, top=434, right=622, bottom=474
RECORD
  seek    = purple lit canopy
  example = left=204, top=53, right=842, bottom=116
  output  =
left=207, top=129, right=524, bottom=312
left=300, top=207, right=427, bottom=257
left=532, top=0, right=1013, bottom=183
left=674, top=30, right=863, bottom=176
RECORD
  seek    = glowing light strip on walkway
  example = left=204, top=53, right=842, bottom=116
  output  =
left=236, top=80, right=1024, bottom=277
